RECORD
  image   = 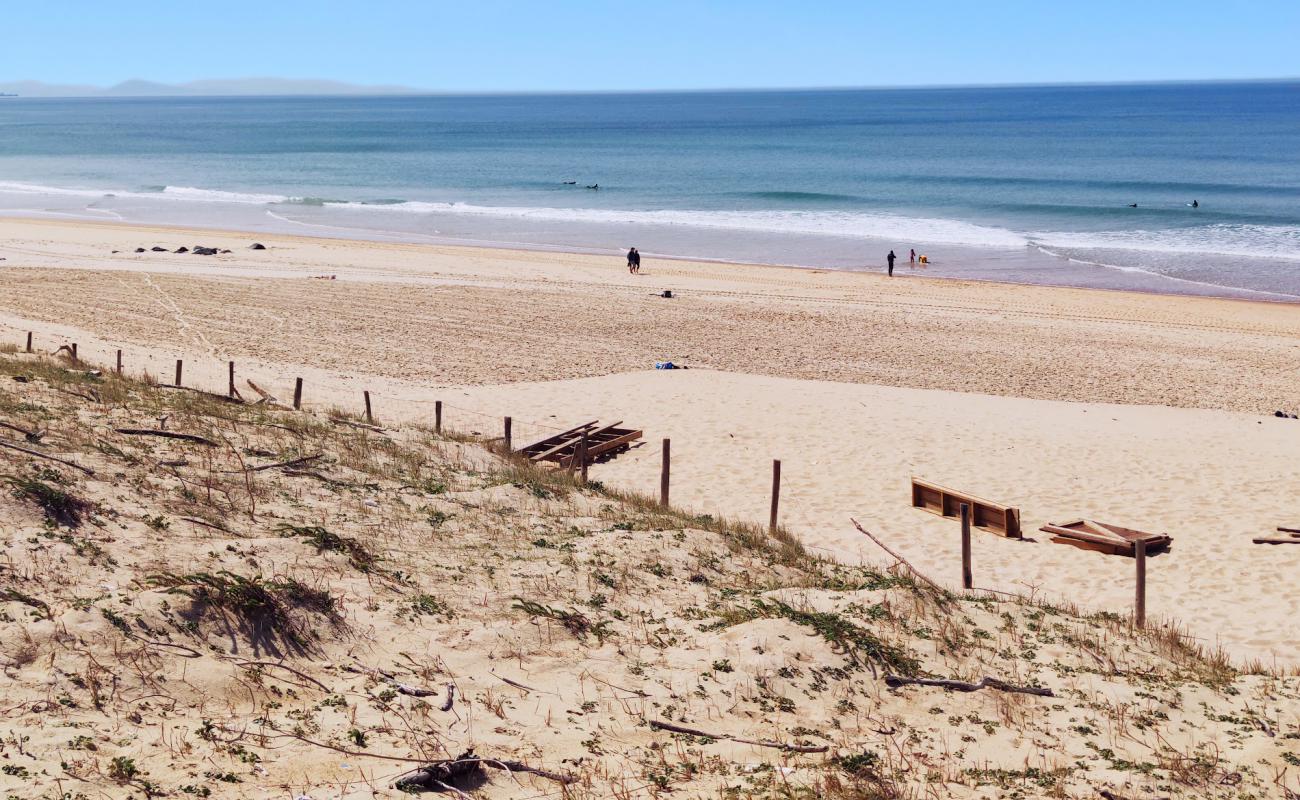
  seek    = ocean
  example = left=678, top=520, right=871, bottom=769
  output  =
left=0, top=82, right=1297, bottom=299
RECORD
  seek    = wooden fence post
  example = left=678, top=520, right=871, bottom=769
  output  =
left=174, top=359, right=183, bottom=387
left=769, top=459, right=781, bottom=533
left=1135, top=539, right=1147, bottom=628
left=25, top=332, right=32, bottom=353
left=435, top=400, right=443, bottom=433
left=504, top=416, right=512, bottom=452
left=364, top=391, right=373, bottom=423
left=293, top=378, right=303, bottom=410
left=660, top=438, right=671, bottom=507
left=960, top=502, right=973, bottom=590
left=71, top=343, right=78, bottom=362
left=116, top=350, right=123, bottom=375
left=227, top=361, right=235, bottom=397
left=578, top=433, right=589, bottom=483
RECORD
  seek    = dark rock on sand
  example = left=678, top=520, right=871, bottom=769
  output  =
left=249, top=243, right=266, bottom=250
left=134, top=248, right=146, bottom=253
left=192, top=246, right=219, bottom=256
left=151, top=246, right=167, bottom=252
left=174, top=247, right=189, bottom=254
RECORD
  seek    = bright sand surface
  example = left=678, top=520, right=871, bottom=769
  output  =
left=1, top=216, right=1298, bottom=665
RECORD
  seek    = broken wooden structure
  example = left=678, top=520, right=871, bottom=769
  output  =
left=1041, top=519, right=1172, bottom=557
left=517, top=420, right=642, bottom=470
left=910, top=477, right=1021, bottom=538
left=1254, top=526, right=1300, bottom=545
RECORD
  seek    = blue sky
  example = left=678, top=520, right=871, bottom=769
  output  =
left=9, top=0, right=1299, bottom=90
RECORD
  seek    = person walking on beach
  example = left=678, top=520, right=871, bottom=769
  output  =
left=627, top=247, right=641, bottom=274
left=887, top=250, right=896, bottom=277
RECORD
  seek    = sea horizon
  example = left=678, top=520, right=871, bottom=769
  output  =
left=1, top=80, right=1297, bottom=300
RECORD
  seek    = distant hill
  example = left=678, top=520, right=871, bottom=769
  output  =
left=0, top=77, right=423, bottom=97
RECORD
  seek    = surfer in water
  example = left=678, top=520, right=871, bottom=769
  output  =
left=1192, top=199, right=1199, bottom=208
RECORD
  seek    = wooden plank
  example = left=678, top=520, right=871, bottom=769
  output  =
left=1042, top=523, right=1128, bottom=545
left=529, top=433, right=587, bottom=463
left=1253, top=537, right=1300, bottom=545
left=1050, top=535, right=1128, bottom=556
left=583, top=429, right=642, bottom=460
left=517, top=420, right=599, bottom=454
left=1277, top=526, right=1300, bottom=535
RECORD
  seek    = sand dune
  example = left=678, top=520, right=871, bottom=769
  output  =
left=0, top=217, right=1297, bottom=667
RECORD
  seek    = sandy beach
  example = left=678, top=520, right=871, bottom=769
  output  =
left=2, top=215, right=1298, bottom=666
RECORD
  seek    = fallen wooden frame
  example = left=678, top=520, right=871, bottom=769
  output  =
left=517, top=419, right=642, bottom=470
left=910, top=477, right=1021, bottom=538
left=1041, top=519, right=1172, bottom=557
left=1254, top=527, right=1300, bottom=545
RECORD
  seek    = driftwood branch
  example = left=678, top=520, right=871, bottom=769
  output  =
left=850, top=517, right=944, bottom=592
left=329, top=417, right=388, bottom=435
left=244, top=453, right=323, bottom=473
left=282, top=468, right=378, bottom=490
left=157, top=384, right=245, bottom=404
left=0, top=438, right=95, bottom=475
left=227, top=658, right=330, bottom=692
left=390, top=749, right=577, bottom=791
left=245, top=379, right=279, bottom=404
left=884, top=674, right=1054, bottom=697
left=0, top=421, right=42, bottom=443
left=114, top=428, right=218, bottom=447
left=179, top=516, right=230, bottom=533
left=649, top=719, right=829, bottom=753
left=583, top=670, right=650, bottom=698
left=347, top=662, right=455, bottom=707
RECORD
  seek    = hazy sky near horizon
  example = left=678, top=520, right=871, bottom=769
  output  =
left=9, top=0, right=1299, bottom=90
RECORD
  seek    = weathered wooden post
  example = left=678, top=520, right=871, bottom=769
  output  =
left=363, top=391, right=373, bottom=423
left=228, top=361, right=235, bottom=397
left=293, top=377, right=303, bottom=410
left=1135, top=538, right=1147, bottom=628
left=660, top=438, right=671, bottom=507
left=504, top=416, right=513, bottom=452
left=960, top=502, right=973, bottom=590
left=25, top=332, right=32, bottom=353
left=71, top=343, right=78, bottom=362
left=174, top=359, right=183, bottom=387
left=769, top=459, right=781, bottom=533
left=578, top=433, right=589, bottom=483
left=116, top=350, right=123, bottom=375
left=435, top=400, right=443, bottom=433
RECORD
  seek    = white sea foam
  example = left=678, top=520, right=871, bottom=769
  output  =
left=2, top=179, right=1297, bottom=265
left=1031, top=224, right=1300, bottom=262
left=330, top=201, right=1032, bottom=248
left=160, top=186, right=291, bottom=204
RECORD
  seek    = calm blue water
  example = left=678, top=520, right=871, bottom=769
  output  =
left=1, top=82, right=1298, bottom=298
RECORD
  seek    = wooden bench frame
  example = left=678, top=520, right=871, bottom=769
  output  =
left=910, top=477, right=1021, bottom=539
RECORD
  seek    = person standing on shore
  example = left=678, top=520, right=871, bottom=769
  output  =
left=909, top=248, right=916, bottom=266
left=887, top=250, right=896, bottom=276
left=627, top=247, right=639, bottom=274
